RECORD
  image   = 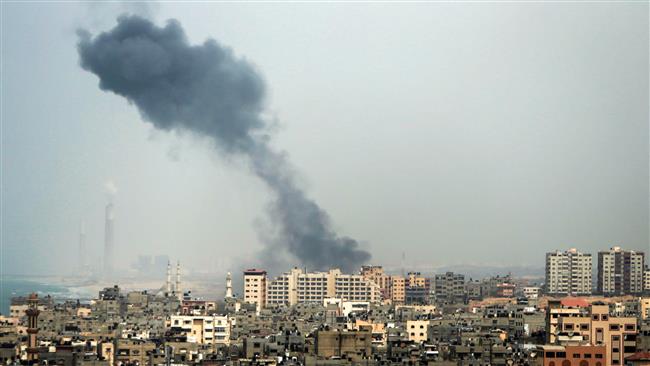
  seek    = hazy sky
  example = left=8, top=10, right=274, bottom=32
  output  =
left=1, top=2, right=648, bottom=276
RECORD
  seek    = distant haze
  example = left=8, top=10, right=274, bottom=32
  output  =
left=1, top=3, right=648, bottom=277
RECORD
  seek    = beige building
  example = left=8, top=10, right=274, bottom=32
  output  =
left=243, top=269, right=267, bottom=311
left=597, top=246, right=645, bottom=295
left=266, top=268, right=380, bottom=306
left=545, top=248, right=592, bottom=295
left=313, top=330, right=372, bottom=361
left=640, top=298, right=650, bottom=320
left=360, top=265, right=390, bottom=299
left=406, top=320, right=429, bottom=343
left=168, top=315, right=230, bottom=345
left=389, top=276, right=406, bottom=304
left=549, top=301, right=637, bottom=366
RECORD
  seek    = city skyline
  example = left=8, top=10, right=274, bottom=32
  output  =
left=2, top=2, right=648, bottom=276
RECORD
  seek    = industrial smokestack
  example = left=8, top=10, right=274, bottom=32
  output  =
left=104, top=202, right=115, bottom=277
left=79, top=220, right=87, bottom=272
left=175, top=260, right=181, bottom=300
left=77, top=15, right=371, bottom=272
left=166, top=260, right=171, bottom=294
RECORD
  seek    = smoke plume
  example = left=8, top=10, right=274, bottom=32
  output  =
left=77, top=15, right=370, bottom=273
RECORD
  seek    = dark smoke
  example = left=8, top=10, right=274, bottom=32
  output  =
left=77, top=15, right=370, bottom=273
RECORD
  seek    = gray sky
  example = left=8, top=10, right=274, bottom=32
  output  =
left=1, top=2, right=648, bottom=276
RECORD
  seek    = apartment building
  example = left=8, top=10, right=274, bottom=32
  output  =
left=360, top=265, right=390, bottom=300
left=597, top=246, right=645, bottom=295
left=433, top=272, right=465, bottom=305
left=406, top=320, right=429, bottom=343
left=644, top=267, right=650, bottom=292
left=168, top=315, right=230, bottom=345
left=405, top=272, right=431, bottom=305
left=243, top=269, right=267, bottom=311
left=389, top=276, right=406, bottom=304
left=266, top=268, right=380, bottom=306
left=536, top=344, right=606, bottom=366
left=548, top=300, right=638, bottom=366
left=545, top=248, right=592, bottom=296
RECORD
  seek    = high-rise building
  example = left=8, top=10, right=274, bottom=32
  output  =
left=266, top=268, right=380, bottom=306
left=644, top=266, right=650, bottom=292
left=545, top=248, right=592, bottom=296
left=103, top=202, right=115, bottom=277
left=243, top=269, right=267, bottom=311
left=597, top=246, right=645, bottom=295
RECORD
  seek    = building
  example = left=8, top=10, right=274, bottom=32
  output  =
left=406, top=320, right=429, bottom=343
left=433, top=272, right=465, bottom=305
left=644, top=267, right=650, bottom=292
left=313, top=330, right=372, bottom=361
left=536, top=344, right=606, bottom=366
left=597, top=246, right=645, bottom=296
left=597, top=247, right=645, bottom=296
left=548, top=300, right=638, bottom=366
left=545, top=248, right=592, bottom=296
left=168, top=315, right=230, bottom=345
left=360, top=265, right=390, bottom=300
left=243, top=269, right=267, bottom=311
left=388, top=276, right=406, bottom=304
left=266, top=268, right=380, bottom=306
left=405, top=272, right=431, bottom=305
left=523, top=286, right=540, bottom=299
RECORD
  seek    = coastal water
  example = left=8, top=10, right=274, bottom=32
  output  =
left=0, top=278, right=71, bottom=315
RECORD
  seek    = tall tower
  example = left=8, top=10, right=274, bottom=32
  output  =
left=175, top=261, right=182, bottom=300
left=166, top=261, right=172, bottom=294
left=103, top=202, right=115, bottom=277
left=78, top=220, right=87, bottom=273
left=225, top=272, right=233, bottom=299
left=25, top=293, right=40, bottom=362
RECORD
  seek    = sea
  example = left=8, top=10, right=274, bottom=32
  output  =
left=0, top=277, right=76, bottom=315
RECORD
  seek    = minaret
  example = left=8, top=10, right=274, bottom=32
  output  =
left=225, top=272, right=233, bottom=299
left=176, top=261, right=182, bottom=300
left=103, top=202, right=115, bottom=277
left=25, top=293, right=40, bottom=362
left=166, top=261, right=172, bottom=294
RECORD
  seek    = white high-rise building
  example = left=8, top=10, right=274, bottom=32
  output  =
left=545, top=248, right=592, bottom=295
left=266, top=268, right=380, bottom=306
